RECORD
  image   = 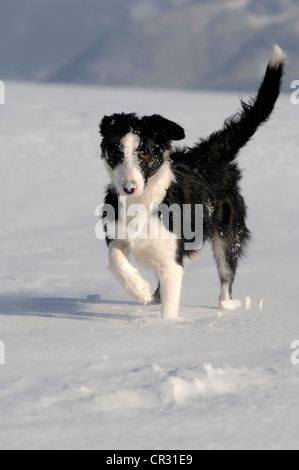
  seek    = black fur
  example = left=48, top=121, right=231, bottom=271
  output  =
left=100, top=113, right=185, bottom=185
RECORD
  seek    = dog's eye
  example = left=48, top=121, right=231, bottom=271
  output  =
left=113, top=148, right=123, bottom=159
left=140, top=154, right=150, bottom=160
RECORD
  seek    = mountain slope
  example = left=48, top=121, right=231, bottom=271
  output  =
left=51, top=0, right=298, bottom=91
left=1, top=0, right=298, bottom=90
left=0, top=0, right=193, bottom=81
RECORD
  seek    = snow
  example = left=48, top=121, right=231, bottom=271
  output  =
left=0, top=82, right=299, bottom=450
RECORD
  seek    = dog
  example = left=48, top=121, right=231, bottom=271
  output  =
left=99, top=45, right=285, bottom=319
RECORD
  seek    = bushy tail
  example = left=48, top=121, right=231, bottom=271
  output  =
left=200, top=45, right=286, bottom=162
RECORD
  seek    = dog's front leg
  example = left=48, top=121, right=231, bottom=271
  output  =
left=158, top=263, right=184, bottom=319
left=108, top=241, right=152, bottom=305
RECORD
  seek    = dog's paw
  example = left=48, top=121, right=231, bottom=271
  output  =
left=161, top=307, right=179, bottom=320
left=130, top=277, right=152, bottom=305
left=124, top=266, right=152, bottom=304
left=136, top=279, right=152, bottom=305
left=219, top=299, right=242, bottom=311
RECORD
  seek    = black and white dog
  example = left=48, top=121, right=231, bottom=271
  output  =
left=99, top=45, right=285, bottom=319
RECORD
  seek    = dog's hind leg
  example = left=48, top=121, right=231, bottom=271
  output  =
left=152, top=283, right=161, bottom=305
left=213, top=220, right=249, bottom=308
left=213, top=233, right=236, bottom=305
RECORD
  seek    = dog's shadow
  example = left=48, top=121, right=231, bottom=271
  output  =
left=0, top=296, right=144, bottom=322
left=0, top=295, right=219, bottom=324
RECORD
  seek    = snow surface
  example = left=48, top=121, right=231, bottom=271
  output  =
left=0, top=82, right=299, bottom=450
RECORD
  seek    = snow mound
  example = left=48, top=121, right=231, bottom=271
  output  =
left=161, top=363, right=267, bottom=406
left=62, top=363, right=267, bottom=412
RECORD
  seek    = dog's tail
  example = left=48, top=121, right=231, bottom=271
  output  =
left=199, top=45, right=285, bottom=162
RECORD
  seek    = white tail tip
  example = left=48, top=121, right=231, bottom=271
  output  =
left=269, top=44, right=286, bottom=70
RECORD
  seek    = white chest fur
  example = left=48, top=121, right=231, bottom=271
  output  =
left=107, top=159, right=183, bottom=319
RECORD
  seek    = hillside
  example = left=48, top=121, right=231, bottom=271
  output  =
left=51, top=0, right=298, bottom=90
left=0, top=0, right=193, bottom=81
left=1, top=0, right=298, bottom=90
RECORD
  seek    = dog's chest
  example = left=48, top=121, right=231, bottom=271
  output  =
left=121, top=197, right=177, bottom=267
left=106, top=160, right=178, bottom=269
left=117, top=175, right=177, bottom=268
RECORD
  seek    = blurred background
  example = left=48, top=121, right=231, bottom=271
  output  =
left=0, top=0, right=297, bottom=91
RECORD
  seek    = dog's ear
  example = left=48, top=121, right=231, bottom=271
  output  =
left=99, top=113, right=139, bottom=140
left=141, top=114, right=185, bottom=142
left=99, top=115, right=115, bottom=138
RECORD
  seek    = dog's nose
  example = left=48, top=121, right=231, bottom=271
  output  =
left=123, top=181, right=137, bottom=195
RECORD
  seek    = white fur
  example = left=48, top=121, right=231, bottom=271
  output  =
left=109, top=235, right=183, bottom=318
left=269, top=44, right=286, bottom=70
left=114, top=133, right=145, bottom=197
left=121, top=132, right=140, bottom=157
left=108, top=241, right=152, bottom=305
left=159, top=263, right=184, bottom=319
left=107, top=160, right=183, bottom=318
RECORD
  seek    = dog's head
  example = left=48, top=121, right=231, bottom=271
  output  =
left=100, top=113, right=185, bottom=197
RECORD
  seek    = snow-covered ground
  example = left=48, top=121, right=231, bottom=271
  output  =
left=0, top=82, right=298, bottom=450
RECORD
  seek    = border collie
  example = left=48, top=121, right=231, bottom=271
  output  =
left=99, top=45, right=285, bottom=319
